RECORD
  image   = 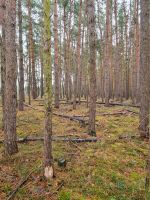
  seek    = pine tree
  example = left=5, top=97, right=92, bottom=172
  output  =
left=87, top=0, right=97, bottom=136
left=4, top=0, right=18, bottom=155
left=43, top=0, right=54, bottom=179
left=18, top=0, right=25, bottom=111
left=54, top=0, right=60, bottom=108
left=139, top=0, right=150, bottom=138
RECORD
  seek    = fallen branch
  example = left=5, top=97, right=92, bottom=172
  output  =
left=45, top=180, right=64, bottom=199
left=0, top=136, right=98, bottom=144
left=33, top=99, right=140, bottom=108
left=24, top=103, right=45, bottom=112
left=78, top=100, right=140, bottom=108
left=7, top=170, right=35, bottom=200
left=24, top=103, right=87, bottom=124
left=53, top=113, right=87, bottom=124
left=124, top=109, right=139, bottom=115
left=96, top=109, right=138, bottom=116
left=118, top=134, right=138, bottom=140
left=96, top=101, right=140, bottom=108
left=69, top=140, right=82, bottom=151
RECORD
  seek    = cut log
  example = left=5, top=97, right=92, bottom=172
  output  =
left=96, top=109, right=138, bottom=116
left=0, top=136, right=98, bottom=144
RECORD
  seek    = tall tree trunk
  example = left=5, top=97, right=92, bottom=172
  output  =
left=43, top=0, right=54, bottom=179
left=139, top=0, right=150, bottom=138
left=27, top=34, right=31, bottom=105
left=104, top=0, right=111, bottom=106
left=67, top=0, right=73, bottom=101
left=73, top=0, right=82, bottom=109
left=4, top=0, right=18, bottom=155
left=114, top=0, right=120, bottom=100
left=27, top=0, right=37, bottom=100
left=54, top=0, right=59, bottom=108
left=87, top=0, right=97, bottom=136
left=40, top=46, right=44, bottom=98
left=135, top=0, right=140, bottom=103
left=18, top=0, right=24, bottom=111
left=124, top=1, right=129, bottom=100
left=1, top=0, right=6, bottom=130
left=77, top=0, right=83, bottom=104
left=63, top=5, right=69, bottom=102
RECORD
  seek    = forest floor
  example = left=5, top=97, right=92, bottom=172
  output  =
left=0, top=100, right=149, bottom=200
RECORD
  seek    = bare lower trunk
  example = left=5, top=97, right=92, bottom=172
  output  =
left=44, top=109, right=54, bottom=178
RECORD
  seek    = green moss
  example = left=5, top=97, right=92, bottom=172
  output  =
left=58, top=190, right=71, bottom=200
left=2, top=183, right=12, bottom=195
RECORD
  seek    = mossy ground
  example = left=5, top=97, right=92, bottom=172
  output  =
left=0, top=100, right=149, bottom=200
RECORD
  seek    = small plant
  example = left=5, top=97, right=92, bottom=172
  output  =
left=3, top=183, right=12, bottom=195
left=58, top=190, right=71, bottom=200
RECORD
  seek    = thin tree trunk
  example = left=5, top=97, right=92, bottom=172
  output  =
left=18, top=0, right=24, bottom=111
left=43, top=0, right=54, bottom=179
left=27, top=34, right=31, bottom=105
left=135, top=0, right=140, bottom=103
left=63, top=6, right=69, bottom=102
left=114, top=0, right=120, bottom=100
left=87, top=0, right=97, bottom=136
left=104, top=0, right=111, bottom=106
left=139, top=0, right=150, bottom=138
left=40, top=46, right=44, bottom=99
left=73, top=0, right=82, bottom=109
left=54, top=0, right=59, bottom=108
left=27, top=0, right=37, bottom=100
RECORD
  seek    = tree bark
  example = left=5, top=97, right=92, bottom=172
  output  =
left=73, top=0, right=82, bottom=109
left=54, top=0, right=60, bottom=108
left=27, top=0, right=37, bottom=100
left=63, top=5, right=69, bottom=102
left=43, top=0, right=54, bottom=179
left=18, top=0, right=24, bottom=111
left=87, top=0, right=97, bottom=136
left=4, top=0, right=18, bottom=155
left=40, top=45, right=44, bottom=99
left=139, top=0, right=150, bottom=138
left=1, top=0, right=6, bottom=130
left=104, top=0, right=111, bottom=106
